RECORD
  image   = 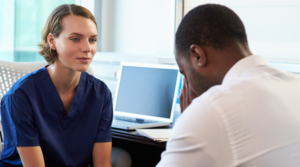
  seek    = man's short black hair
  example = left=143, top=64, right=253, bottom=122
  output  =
left=176, top=4, right=248, bottom=56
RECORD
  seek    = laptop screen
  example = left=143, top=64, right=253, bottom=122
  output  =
left=114, top=64, right=179, bottom=119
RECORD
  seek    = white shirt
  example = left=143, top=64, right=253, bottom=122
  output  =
left=157, top=55, right=300, bottom=167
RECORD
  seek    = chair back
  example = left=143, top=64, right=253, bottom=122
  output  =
left=0, top=61, right=47, bottom=100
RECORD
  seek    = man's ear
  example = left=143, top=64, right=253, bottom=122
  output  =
left=189, top=44, right=206, bottom=68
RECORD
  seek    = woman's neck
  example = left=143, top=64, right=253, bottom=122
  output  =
left=46, top=60, right=81, bottom=95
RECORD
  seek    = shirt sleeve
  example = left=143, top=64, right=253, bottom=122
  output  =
left=94, top=89, right=113, bottom=143
left=156, top=98, right=233, bottom=167
left=1, top=95, right=40, bottom=146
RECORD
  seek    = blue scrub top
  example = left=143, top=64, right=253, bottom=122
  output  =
left=0, top=67, right=113, bottom=167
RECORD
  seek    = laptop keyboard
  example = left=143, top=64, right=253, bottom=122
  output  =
left=114, top=115, right=159, bottom=124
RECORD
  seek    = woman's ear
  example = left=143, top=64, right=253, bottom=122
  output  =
left=189, top=44, right=206, bottom=68
left=47, top=33, right=56, bottom=50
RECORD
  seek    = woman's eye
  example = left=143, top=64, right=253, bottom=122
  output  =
left=71, top=38, right=79, bottom=42
left=90, top=39, right=97, bottom=42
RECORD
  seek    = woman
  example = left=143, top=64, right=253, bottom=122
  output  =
left=0, top=4, right=112, bottom=167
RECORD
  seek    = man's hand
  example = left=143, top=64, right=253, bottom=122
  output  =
left=179, top=77, right=197, bottom=113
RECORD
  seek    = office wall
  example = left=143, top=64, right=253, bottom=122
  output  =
left=100, top=0, right=176, bottom=57
left=184, top=0, right=300, bottom=63
left=0, top=0, right=14, bottom=61
left=87, top=0, right=178, bottom=97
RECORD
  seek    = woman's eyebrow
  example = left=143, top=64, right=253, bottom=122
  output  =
left=69, top=32, right=84, bottom=36
left=90, top=35, right=98, bottom=37
left=68, top=33, right=98, bottom=37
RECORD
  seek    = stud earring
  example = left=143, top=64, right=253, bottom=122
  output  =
left=198, top=63, right=202, bottom=66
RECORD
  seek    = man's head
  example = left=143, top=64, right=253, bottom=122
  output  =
left=176, top=4, right=252, bottom=96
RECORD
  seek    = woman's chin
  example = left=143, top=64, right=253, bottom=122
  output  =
left=73, top=65, right=89, bottom=72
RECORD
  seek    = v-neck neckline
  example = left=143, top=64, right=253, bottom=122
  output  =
left=41, top=66, right=86, bottom=128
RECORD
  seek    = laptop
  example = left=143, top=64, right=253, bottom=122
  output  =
left=112, top=62, right=180, bottom=130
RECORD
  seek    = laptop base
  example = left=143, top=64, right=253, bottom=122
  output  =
left=112, top=120, right=171, bottom=130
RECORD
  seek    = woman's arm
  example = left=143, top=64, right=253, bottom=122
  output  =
left=1, top=95, right=43, bottom=166
left=17, top=146, right=45, bottom=167
left=92, top=142, right=112, bottom=167
left=92, top=88, right=113, bottom=167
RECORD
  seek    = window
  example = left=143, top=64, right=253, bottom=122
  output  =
left=0, top=0, right=77, bottom=62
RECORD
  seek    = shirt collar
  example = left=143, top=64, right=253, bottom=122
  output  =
left=222, top=55, right=269, bottom=84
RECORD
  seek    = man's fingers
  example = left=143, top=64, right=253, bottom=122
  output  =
left=179, top=89, right=184, bottom=113
left=190, top=88, right=197, bottom=100
left=186, top=79, right=198, bottom=104
left=183, top=78, right=188, bottom=110
left=180, top=77, right=198, bottom=113
left=179, top=77, right=199, bottom=113
left=185, top=79, right=192, bottom=104
left=180, top=78, right=187, bottom=113
left=187, top=80, right=192, bottom=104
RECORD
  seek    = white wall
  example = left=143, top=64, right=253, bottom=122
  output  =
left=79, top=0, right=178, bottom=97
left=0, top=0, right=14, bottom=61
left=184, top=0, right=300, bottom=63
left=101, top=0, right=176, bottom=57
left=80, top=0, right=95, bottom=15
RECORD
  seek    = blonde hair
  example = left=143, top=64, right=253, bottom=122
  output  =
left=38, top=4, right=97, bottom=64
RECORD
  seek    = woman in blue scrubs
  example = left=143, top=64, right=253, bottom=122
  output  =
left=0, top=4, right=113, bottom=167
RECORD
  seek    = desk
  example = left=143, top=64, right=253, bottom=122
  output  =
left=112, top=127, right=169, bottom=167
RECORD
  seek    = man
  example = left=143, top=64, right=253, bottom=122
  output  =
left=157, top=4, right=300, bottom=167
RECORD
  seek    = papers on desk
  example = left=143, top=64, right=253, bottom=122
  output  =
left=136, top=129, right=172, bottom=142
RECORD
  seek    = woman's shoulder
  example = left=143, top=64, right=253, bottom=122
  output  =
left=4, top=67, right=47, bottom=99
left=84, top=72, right=111, bottom=95
left=84, top=72, right=108, bottom=87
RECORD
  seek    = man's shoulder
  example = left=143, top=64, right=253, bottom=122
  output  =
left=201, top=65, right=300, bottom=104
left=196, top=81, right=242, bottom=105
